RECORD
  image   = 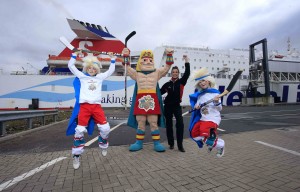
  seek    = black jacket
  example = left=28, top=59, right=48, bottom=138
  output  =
left=160, top=62, right=190, bottom=106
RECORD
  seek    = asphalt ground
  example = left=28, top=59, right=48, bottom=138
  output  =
left=0, top=105, right=300, bottom=191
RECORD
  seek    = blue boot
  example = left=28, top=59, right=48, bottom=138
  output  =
left=129, top=129, right=144, bottom=152
left=151, top=130, right=165, bottom=152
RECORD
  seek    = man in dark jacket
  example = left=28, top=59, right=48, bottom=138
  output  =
left=160, top=55, right=190, bottom=152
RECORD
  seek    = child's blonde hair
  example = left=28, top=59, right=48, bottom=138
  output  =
left=82, top=55, right=101, bottom=74
left=192, top=67, right=217, bottom=90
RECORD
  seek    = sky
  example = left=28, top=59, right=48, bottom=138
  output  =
left=0, top=0, right=300, bottom=74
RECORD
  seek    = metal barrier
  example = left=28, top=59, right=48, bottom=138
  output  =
left=0, top=109, right=58, bottom=136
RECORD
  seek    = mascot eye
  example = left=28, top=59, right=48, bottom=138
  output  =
left=143, top=59, right=147, bottom=62
left=150, top=59, right=153, bottom=62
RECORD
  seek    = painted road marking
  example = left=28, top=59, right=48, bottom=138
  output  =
left=271, top=113, right=300, bottom=117
left=0, top=157, right=67, bottom=191
left=255, top=141, right=300, bottom=156
left=85, top=121, right=127, bottom=147
left=182, top=111, right=189, bottom=116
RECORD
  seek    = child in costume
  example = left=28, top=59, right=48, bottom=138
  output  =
left=122, top=48, right=174, bottom=152
left=68, top=51, right=116, bottom=169
left=189, top=67, right=225, bottom=157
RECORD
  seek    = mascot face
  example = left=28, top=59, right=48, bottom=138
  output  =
left=137, top=50, right=155, bottom=71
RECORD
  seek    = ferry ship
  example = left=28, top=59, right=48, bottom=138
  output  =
left=0, top=19, right=299, bottom=110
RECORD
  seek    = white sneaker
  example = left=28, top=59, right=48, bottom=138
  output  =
left=216, top=147, right=225, bottom=158
left=73, top=155, right=80, bottom=169
left=101, top=149, right=107, bottom=157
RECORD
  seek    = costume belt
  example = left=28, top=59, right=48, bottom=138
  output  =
left=137, top=89, right=156, bottom=94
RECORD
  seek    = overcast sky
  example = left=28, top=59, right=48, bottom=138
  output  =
left=0, top=0, right=300, bottom=73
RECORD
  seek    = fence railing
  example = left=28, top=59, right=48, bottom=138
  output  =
left=0, top=109, right=58, bottom=136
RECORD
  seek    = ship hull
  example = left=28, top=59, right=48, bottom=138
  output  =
left=0, top=75, right=299, bottom=110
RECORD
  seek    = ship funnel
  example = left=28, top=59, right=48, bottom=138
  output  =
left=97, top=25, right=104, bottom=31
left=85, top=22, right=91, bottom=28
left=104, top=26, right=110, bottom=34
left=79, top=21, right=86, bottom=27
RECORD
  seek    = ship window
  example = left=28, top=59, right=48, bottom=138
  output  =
left=228, top=61, right=230, bottom=63
left=206, top=59, right=208, bottom=62
left=175, top=58, right=177, bottom=60
left=182, top=66, right=184, bottom=69
left=194, top=59, right=196, bottom=62
left=217, top=60, right=219, bottom=63
left=212, top=67, right=214, bottom=70
left=217, top=68, right=219, bottom=70
left=211, top=60, right=213, bottom=62
left=233, top=61, right=235, bottom=64
left=199, top=59, right=201, bottom=62
left=194, top=66, right=196, bottom=69
left=222, top=60, right=224, bottom=63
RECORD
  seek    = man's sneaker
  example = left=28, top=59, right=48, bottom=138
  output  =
left=73, top=155, right=80, bottom=169
left=101, top=149, right=107, bottom=157
left=216, top=147, right=225, bottom=157
left=207, top=146, right=213, bottom=153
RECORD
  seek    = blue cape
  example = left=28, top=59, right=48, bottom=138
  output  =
left=66, top=77, right=95, bottom=136
left=127, top=82, right=166, bottom=129
left=188, top=88, right=220, bottom=145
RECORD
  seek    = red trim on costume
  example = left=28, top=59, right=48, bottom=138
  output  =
left=180, top=84, right=185, bottom=102
left=213, top=138, right=218, bottom=147
left=72, top=144, right=85, bottom=148
left=74, top=137, right=84, bottom=140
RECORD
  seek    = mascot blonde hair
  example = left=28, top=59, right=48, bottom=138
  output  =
left=192, top=67, right=217, bottom=90
left=136, top=50, right=154, bottom=71
left=82, top=55, right=101, bottom=74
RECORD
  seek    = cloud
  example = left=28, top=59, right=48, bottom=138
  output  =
left=0, top=0, right=300, bottom=73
